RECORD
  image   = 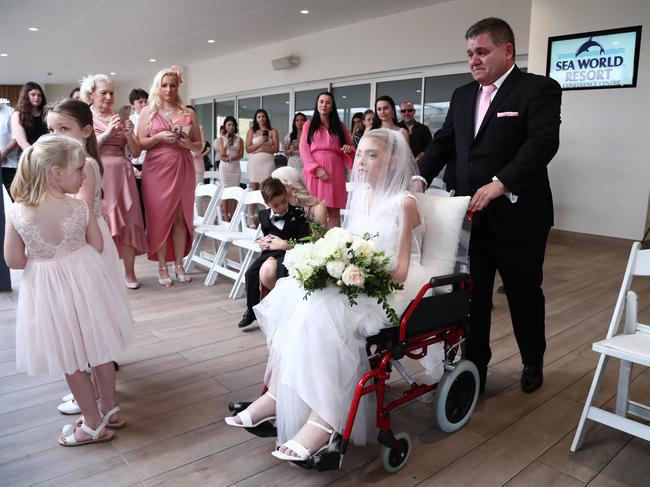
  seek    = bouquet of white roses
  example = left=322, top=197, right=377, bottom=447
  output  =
left=284, top=227, right=404, bottom=325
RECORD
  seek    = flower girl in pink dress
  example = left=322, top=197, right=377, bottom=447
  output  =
left=4, top=135, right=133, bottom=446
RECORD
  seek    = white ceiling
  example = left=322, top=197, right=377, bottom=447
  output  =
left=0, top=0, right=449, bottom=85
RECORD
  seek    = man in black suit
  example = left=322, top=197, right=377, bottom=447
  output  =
left=238, top=177, right=311, bottom=328
left=419, top=17, right=561, bottom=393
left=399, top=100, right=432, bottom=161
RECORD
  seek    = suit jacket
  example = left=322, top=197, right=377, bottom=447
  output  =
left=419, top=66, right=561, bottom=239
left=258, top=204, right=311, bottom=258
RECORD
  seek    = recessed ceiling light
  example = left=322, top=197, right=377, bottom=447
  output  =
left=149, top=58, right=156, bottom=62
left=416, top=89, right=422, bottom=93
left=242, top=106, right=247, bottom=109
left=28, top=27, right=39, bottom=31
left=0, top=53, right=8, bottom=57
left=109, top=72, right=116, bottom=75
left=341, top=95, right=347, bottom=99
left=300, top=9, right=309, bottom=14
left=208, top=39, right=215, bottom=44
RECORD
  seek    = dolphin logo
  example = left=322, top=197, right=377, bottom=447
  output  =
left=575, top=37, right=606, bottom=57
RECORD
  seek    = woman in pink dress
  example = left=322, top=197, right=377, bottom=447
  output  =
left=300, top=92, right=355, bottom=228
left=136, top=67, right=202, bottom=286
left=81, top=74, right=147, bottom=289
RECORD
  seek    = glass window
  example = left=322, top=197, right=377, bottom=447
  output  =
left=331, top=84, right=370, bottom=130
left=422, top=73, right=473, bottom=133
left=215, top=99, right=235, bottom=136
left=262, top=92, right=289, bottom=149
left=376, top=78, right=422, bottom=122
left=238, top=96, right=261, bottom=155
left=295, top=88, right=327, bottom=120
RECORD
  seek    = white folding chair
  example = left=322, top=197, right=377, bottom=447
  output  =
left=229, top=191, right=269, bottom=298
left=571, top=242, right=650, bottom=451
left=203, top=189, right=266, bottom=286
left=193, top=183, right=221, bottom=227
left=184, top=186, right=247, bottom=275
left=203, top=170, right=219, bottom=184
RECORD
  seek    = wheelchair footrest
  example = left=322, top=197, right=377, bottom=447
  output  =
left=295, top=450, right=341, bottom=471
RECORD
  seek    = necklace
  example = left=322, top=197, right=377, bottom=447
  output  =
left=92, top=109, right=113, bottom=123
left=160, top=107, right=177, bottom=119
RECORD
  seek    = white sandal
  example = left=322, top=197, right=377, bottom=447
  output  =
left=62, top=405, right=125, bottom=436
left=57, top=398, right=81, bottom=415
left=58, top=421, right=113, bottom=447
left=224, top=392, right=276, bottom=428
left=271, top=420, right=338, bottom=462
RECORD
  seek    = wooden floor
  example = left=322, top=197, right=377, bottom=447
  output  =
left=1, top=240, right=649, bottom=486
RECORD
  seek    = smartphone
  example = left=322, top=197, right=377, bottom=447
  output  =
left=227, top=133, right=235, bottom=141
left=262, top=129, right=269, bottom=138
left=171, top=125, right=182, bottom=135
left=119, top=105, right=131, bottom=123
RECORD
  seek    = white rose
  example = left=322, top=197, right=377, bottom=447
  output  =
left=325, top=227, right=354, bottom=245
left=351, top=237, right=376, bottom=257
left=341, top=264, right=365, bottom=287
left=296, top=264, right=314, bottom=281
left=326, top=260, right=346, bottom=279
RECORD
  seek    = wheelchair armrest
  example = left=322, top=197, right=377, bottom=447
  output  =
left=429, top=273, right=471, bottom=290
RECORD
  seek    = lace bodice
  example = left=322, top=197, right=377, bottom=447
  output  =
left=10, top=199, right=89, bottom=260
left=86, top=157, right=103, bottom=217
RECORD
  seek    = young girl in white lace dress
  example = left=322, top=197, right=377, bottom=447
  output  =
left=4, top=135, right=133, bottom=446
left=47, top=99, right=134, bottom=426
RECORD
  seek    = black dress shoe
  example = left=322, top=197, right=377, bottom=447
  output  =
left=238, top=309, right=256, bottom=328
left=520, top=364, right=543, bottom=393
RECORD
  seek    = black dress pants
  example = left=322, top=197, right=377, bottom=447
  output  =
left=466, top=223, right=549, bottom=384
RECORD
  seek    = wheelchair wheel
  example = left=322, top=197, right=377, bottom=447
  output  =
left=379, top=432, right=411, bottom=473
left=433, top=359, right=479, bottom=433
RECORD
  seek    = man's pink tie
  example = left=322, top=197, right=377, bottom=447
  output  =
left=475, top=84, right=496, bottom=136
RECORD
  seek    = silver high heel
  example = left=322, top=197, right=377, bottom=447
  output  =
left=158, top=265, right=173, bottom=287
left=174, top=264, right=192, bottom=283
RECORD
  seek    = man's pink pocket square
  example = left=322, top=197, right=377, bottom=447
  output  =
left=497, top=111, right=519, bottom=118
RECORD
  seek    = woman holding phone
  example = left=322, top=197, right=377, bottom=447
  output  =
left=136, top=66, right=202, bottom=287
left=81, top=74, right=146, bottom=289
left=216, top=116, right=243, bottom=221
left=300, top=92, right=355, bottom=228
left=245, top=109, right=278, bottom=191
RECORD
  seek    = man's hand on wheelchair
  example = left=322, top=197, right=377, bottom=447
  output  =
left=469, top=180, right=505, bottom=212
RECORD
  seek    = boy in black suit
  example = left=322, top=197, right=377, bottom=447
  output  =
left=238, top=177, right=311, bottom=328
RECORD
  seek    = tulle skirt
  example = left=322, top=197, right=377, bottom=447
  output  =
left=15, top=244, right=133, bottom=377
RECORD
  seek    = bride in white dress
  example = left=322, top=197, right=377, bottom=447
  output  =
left=225, top=129, right=429, bottom=461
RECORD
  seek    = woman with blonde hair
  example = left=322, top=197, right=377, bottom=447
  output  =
left=136, top=67, right=202, bottom=286
left=271, top=166, right=327, bottom=226
left=80, top=74, right=147, bottom=289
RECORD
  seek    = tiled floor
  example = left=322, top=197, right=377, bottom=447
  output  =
left=1, top=240, right=649, bottom=486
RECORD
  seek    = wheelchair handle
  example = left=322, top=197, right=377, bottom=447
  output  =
left=429, top=273, right=471, bottom=289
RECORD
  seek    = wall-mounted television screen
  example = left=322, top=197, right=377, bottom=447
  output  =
left=546, top=26, right=642, bottom=90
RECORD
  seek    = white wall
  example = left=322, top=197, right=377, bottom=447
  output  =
left=186, top=0, right=531, bottom=99
left=528, top=0, right=650, bottom=240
